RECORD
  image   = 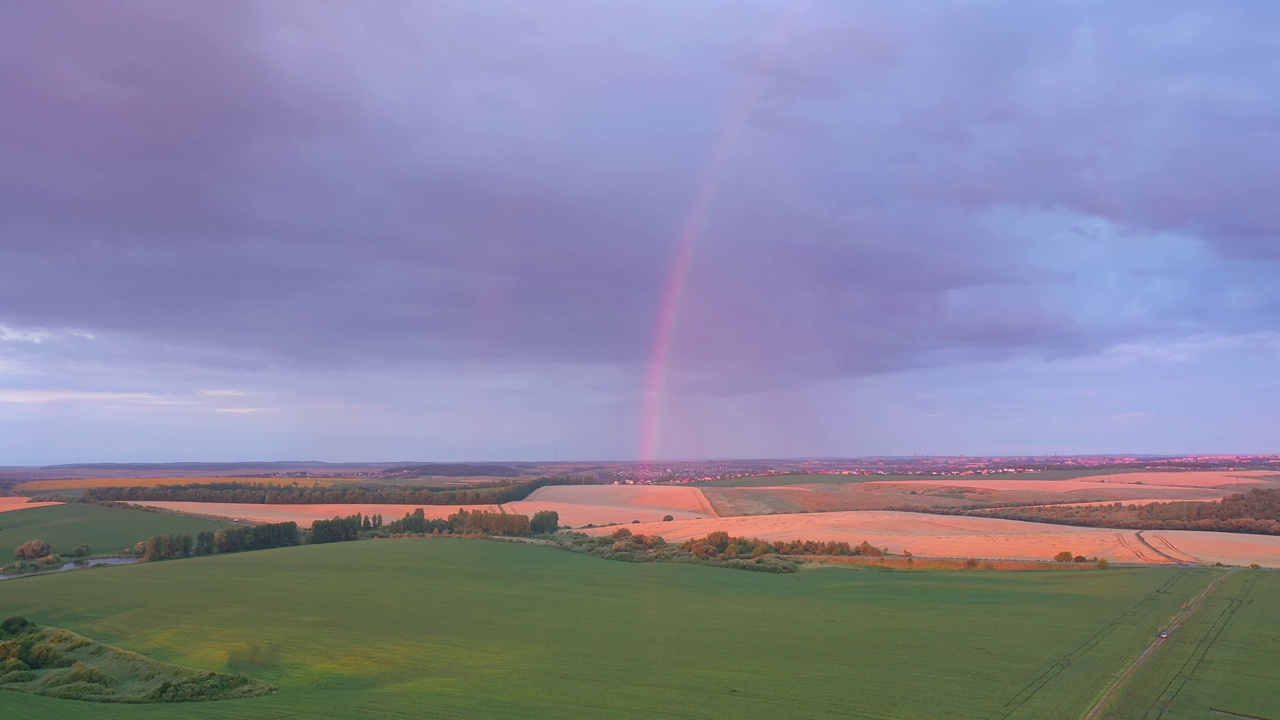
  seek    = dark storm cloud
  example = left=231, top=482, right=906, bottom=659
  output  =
left=3, top=1, right=1279, bottom=388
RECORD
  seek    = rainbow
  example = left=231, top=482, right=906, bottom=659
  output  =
left=638, top=5, right=804, bottom=463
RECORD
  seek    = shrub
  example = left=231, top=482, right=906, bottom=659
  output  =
left=41, top=662, right=115, bottom=688
left=662, top=515, right=674, bottom=522
left=1054, top=551, right=1074, bottom=563
left=1073, top=555, right=1088, bottom=563
left=27, top=641, right=66, bottom=669
left=963, top=558, right=980, bottom=569
left=1249, top=563, right=1262, bottom=570
left=0, top=670, right=35, bottom=684
left=1, top=617, right=33, bottom=637
left=1096, top=558, right=1111, bottom=569
left=13, top=540, right=50, bottom=560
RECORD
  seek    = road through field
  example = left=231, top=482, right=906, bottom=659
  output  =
left=1082, top=569, right=1240, bottom=720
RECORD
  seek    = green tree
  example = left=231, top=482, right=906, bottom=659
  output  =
left=1054, top=551, right=1074, bottom=562
left=531, top=510, right=560, bottom=534
left=195, top=531, right=216, bottom=555
left=143, top=536, right=162, bottom=561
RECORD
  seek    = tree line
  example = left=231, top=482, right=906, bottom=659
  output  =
left=550, top=528, right=889, bottom=573
left=138, top=522, right=300, bottom=560
left=972, top=487, right=1280, bottom=535
left=81, top=476, right=596, bottom=505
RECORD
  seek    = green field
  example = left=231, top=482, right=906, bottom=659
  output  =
left=0, top=504, right=236, bottom=558
left=1100, top=569, right=1280, bottom=719
left=0, top=539, right=1250, bottom=719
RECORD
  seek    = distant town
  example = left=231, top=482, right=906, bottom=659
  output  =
left=3, top=454, right=1277, bottom=487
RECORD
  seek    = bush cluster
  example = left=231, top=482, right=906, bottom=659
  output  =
left=550, top=529, right=887, bottom=573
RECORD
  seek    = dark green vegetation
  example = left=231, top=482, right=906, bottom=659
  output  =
left=0, top=618, right=270, bottom=703
left=553, top=529, right=887, bottom=573
left=1, top=504, right=235, bottom=560
left=976, top=487, right=1280, bottom=535
left=692, top=468, right=1131, bottom=487
left=81, top=476, right=595, bottom=505
left=1098, top=569, right=1280, bottom=719
left=0, top=540, right=1261, bottom=719
left=140, top=522, right=301, bottom=561
left=380, top=463, right=522, bottom=478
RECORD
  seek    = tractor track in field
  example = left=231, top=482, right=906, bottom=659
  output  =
left=1135, top=531, right=1196, bottom=565
left=1081, top=568, right=1240, bottom=720
left=984, top=572, right=1187, bottom=720
left=1146, top=572, right=1256, bottom=718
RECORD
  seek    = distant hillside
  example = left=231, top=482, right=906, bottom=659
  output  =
left=382, top=463, right=523, bottom=478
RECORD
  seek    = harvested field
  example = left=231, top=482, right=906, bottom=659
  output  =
left=138, top=502, right=500, bottom=527
left=16, top=476, right=356, bottom=492
left=1144, top=530, right=1280, bottom=567
left=132, top=486, right=716, bottom=530
left=702, top=472, right=1271, bottom=517
left=0, top=496, right=61, bottom=512
left=584, top=511, right=1280, bottom=567
left=506, top=485, right=716, bottom=527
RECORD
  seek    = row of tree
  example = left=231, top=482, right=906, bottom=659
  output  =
left=310, top=514, right=367, bottom=544
left=139, top=522, right=300, bottom=560
left=668, top=530, right=884, bottom=559
left=82, top=476, right=597, bottom=505
left=976, top=487, right=1280, bottom=535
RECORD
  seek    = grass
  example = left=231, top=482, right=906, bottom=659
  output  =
left=0, top=538, right=1236, bottom=719
left=1099, top=569, right=1280, bottom=719
left=0, top=504, right=235, bottom=558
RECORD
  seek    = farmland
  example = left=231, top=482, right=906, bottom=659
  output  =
left=700, top=471, right=1275, bottom=517
left=0, top=504, right=236, bottom=558
left=15, top=477, right=360, bottom=494
left=134, top=484, right=716, bottom=529
left=692, top=468, right=1151, bottom=488
left=592, top=511, right=1280, bottom=567
left=1096, top=569, right=1280, bottom=719
left=0, top=539, right=1268, bottom=719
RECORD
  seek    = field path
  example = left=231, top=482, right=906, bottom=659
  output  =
left=1114, top=532, right=1161, bottom=563
left=691, top=487, right=718, bottom=517
left=1135, top=530, right=1196, bottom=565
left=1081, top=568, right=1240, bottom=720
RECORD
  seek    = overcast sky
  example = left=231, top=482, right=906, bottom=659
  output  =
left=2, top=1, right=1278, bottom=464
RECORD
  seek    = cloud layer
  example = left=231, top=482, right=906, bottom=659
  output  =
left=2, top=1, right=1278, bottom=461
